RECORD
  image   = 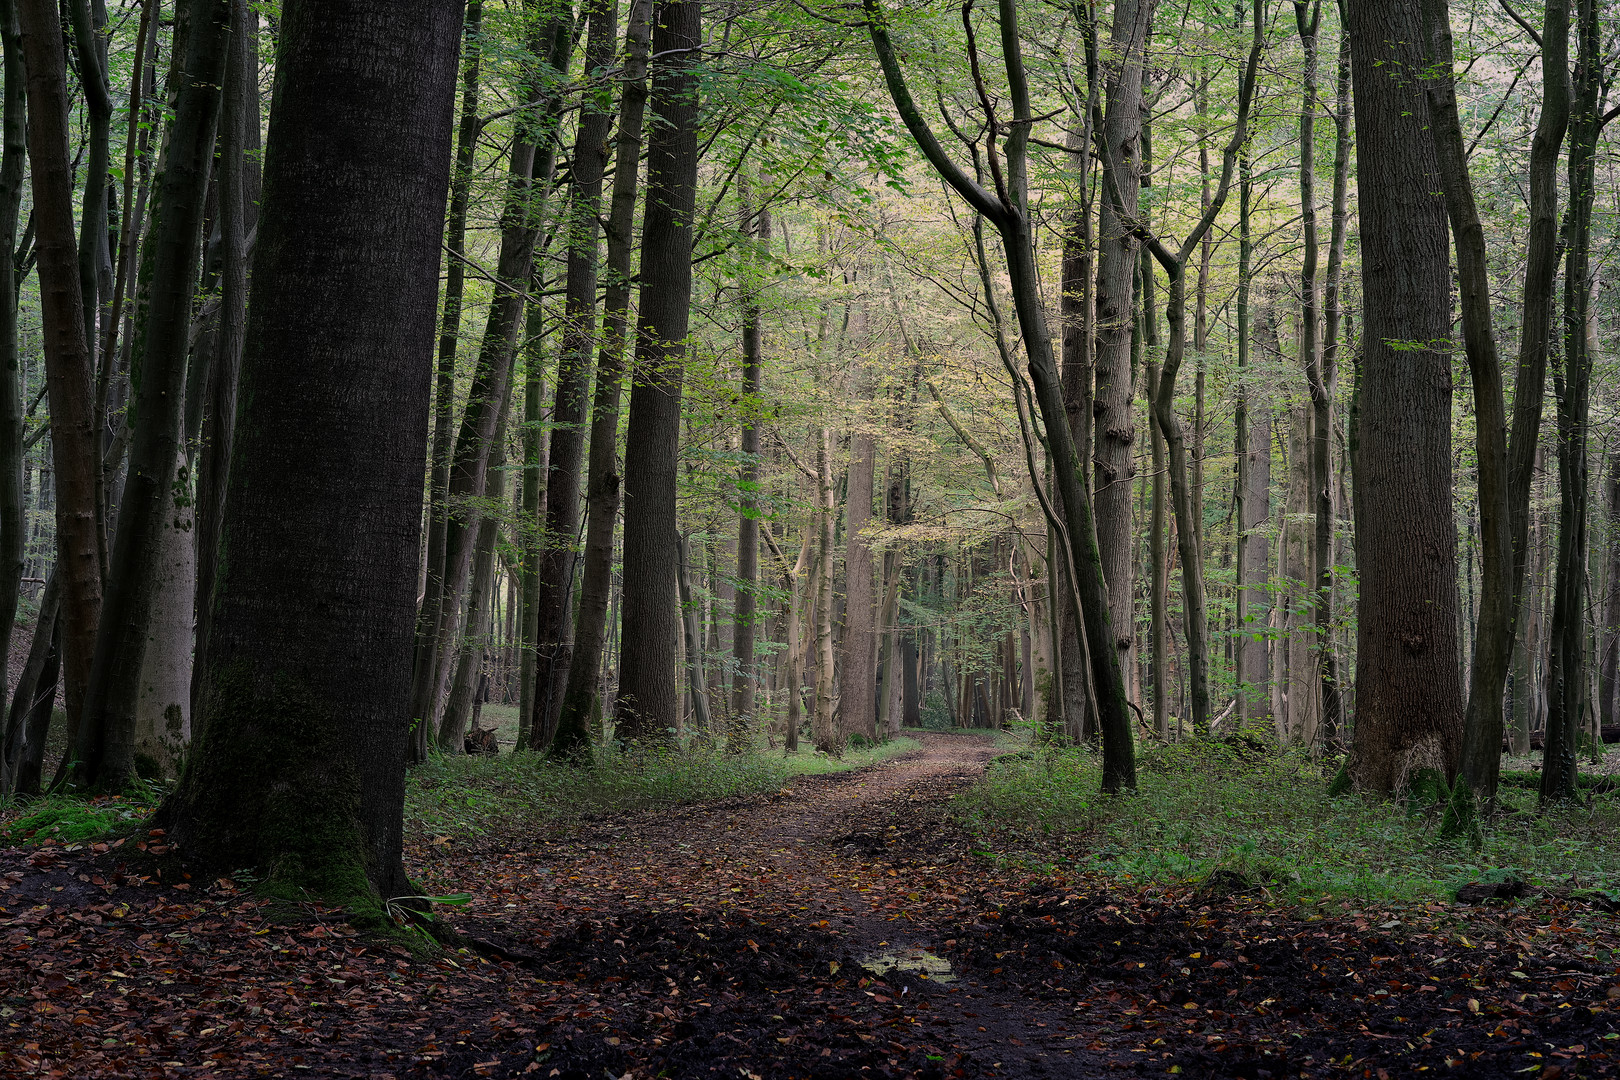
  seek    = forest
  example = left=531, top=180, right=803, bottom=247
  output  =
left=0, top=0, right=1619, bottom=1075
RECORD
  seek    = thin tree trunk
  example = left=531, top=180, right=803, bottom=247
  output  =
left=441, top=427, right=508, bottom=752
left=534, top=0, right=617, bottom=742
left=411, top=12, right=570, bottom=761
left=0, top=0, right=27, bottom=708
left=72, top=0, right=230, bottom=790
left=192, top=0, right=261, bottom=725
left=841, top=432, right=877, bottom=740
left=812, top=427, right=839, bottom=753
left=552, top=0, right=651, bottom=758
left=611, top=0, right=701, bottom=743
left=676, top=531, right=711, bottom=735
left=16, top=0, right=107, bottom=762
left=1600, top=449, right=1619, bottom=731
left=158, top=0, right=464, bottom=902
left=730, top=179, right=768, bottom=751
left=1, top=573, right=58, bottom=796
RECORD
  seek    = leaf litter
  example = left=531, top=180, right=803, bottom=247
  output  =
left=1, top=732, right=1616, bottom=1078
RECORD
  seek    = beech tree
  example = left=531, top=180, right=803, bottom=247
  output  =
left=159, top=0, right=465, bottom=903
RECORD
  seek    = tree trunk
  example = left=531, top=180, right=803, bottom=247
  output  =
left=193, top=0, right=261, bottom=725
left=1, top=573, right=59, bottom=797
left=72, top=0, right=230, bottom=790
left=534, top=0, right=617, bottom=740
left=841, top=432, right=876, bottom=740
left=0, top=0, right=27, bottom=709
left=1282, top=405, right=1320, bottom=746
left=132, top=447, right=195, bottom=776
left=611, top=0, right=701, bottom=743
left=411, top=10, right=568, bottom=760
left=812, top=428, right=840, bottom=753
left=417, top=0, right=483, bottom=747
left=158, top=0, right=463, bottom=904
left=1600, top=449, right=1619, bottom=731
left=1346, top=0, right=1463, bottom=793
left=440, top=424, right=508, bottom=751
left=16, top=0, right=107, bottom=761
left=1541, top=0, right=1601, bottom=803
left=552, top=0, right=651, bottom=757
left=730, top=180, right=768, bottom=751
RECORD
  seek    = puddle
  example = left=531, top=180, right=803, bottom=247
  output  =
left=860, top=949, right=956, bottom=983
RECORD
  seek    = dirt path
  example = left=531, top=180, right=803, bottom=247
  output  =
left=5, top=736, right=1618, bottom=1079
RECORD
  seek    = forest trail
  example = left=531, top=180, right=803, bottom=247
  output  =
left=5, top=737, right=1619, bottom=1079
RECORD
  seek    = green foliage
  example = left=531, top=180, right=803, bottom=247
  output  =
left=0, top=796, right=144, bottom=844
left=956, top=744, right=1620, bottom=904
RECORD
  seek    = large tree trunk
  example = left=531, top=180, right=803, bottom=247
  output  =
left=1345, top=0, right=1462, bottom=793
left=0, top=0, right=27, bottom=708
left=840, top=432, right=877, bottom=740
left=534, top=0, right=617, bottom=742
left=158, top=0, right=463, bottom=903
left=551, top=0, right=651, bottom=758
left=72, top=0, right=230, bottom=791
left=611, top=0, right=701, bottom=744
left=16, top=0, right=107, bottom=759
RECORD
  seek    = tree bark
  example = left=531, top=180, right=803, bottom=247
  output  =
left=534, top=0, right=617, bottom=741
left=1, top=573, right=59, bottom=797
left=16, top=0, right=107, bottom=761
left=158, top=0, right=464, bottom=904
left=73, top=0, right=230, bottom=790
left=611, top=0, right=701, bottom=743
left=1345, top=0, right=1462, bottom=793
left=1540, top=0, right=1602, bottom=804
left=840, top=432, right=877, bottom=740
left=193, top=0, right=262, bottom=725
left=416, top=0, right=483, bottom=748
left=1601, top=450, right=1619, bottom=731
left=811, top=427, right=840, bottom=754
left=551, top=0, right=652, bottom=757
left=730, top=180, right=768, bottom=751
left=0, top=0, right=27, bottom=710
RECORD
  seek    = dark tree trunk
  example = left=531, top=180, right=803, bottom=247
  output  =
left=1601, top=451, right=1619, bottom=731
left=1345, top=0, right=1462, bottom=793
left=611, top=0, right=701, bottom=744
left=731, top=179, right=767, bottom=751
left=1540, top=0, right=1601, bottom=804
left=158, top=0, right=464, bottom=904
left=0, top=0, right=27, bottom=706
left=533, top=0, right=617, bottom=742
left=1, top=573, right=59, bottom=796
left=193, top=0, right=262, bottom=726
left=73, top=0, right=230, bottom=791
left=16, top=0, right=106, bottom=756
left=552, top=0, right=651, bottom=758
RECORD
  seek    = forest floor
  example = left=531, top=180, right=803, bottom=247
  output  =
left=3, top=731, right=1619, bottom=1079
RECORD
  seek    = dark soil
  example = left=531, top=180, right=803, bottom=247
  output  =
left=3, top=732, right=1617, bottom=1079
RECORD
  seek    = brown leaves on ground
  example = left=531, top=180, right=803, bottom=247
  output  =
left=2, top=732, right=1617, bottom=1079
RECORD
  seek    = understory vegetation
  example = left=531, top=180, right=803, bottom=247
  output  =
left=958, top=736, right=1620, bottom=906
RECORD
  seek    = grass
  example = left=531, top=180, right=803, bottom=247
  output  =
left=405, top=733, right=921, bottom=840
left=955, top=736, right=1620, bottom=906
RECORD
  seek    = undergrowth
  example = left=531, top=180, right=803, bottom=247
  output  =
left=406, top=736, right=920, bottom=839
left=0, top=793, right=155, bottom=845
left=956, top=738, right=1620, bottom=906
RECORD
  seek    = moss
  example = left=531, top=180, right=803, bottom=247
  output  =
left=1325, top=762, right=1352, bottom=797
left=1402, top=767, right=1450, bottom=814
left=163, top=661, right=389, bottom=922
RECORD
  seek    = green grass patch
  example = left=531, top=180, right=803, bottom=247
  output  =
left=955, top=739, right=1620, bottom=905
left=0, top=794, right=151, bottom=845
left=406, top=735, right=922, bottom=840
